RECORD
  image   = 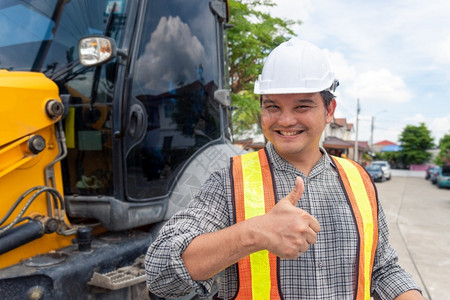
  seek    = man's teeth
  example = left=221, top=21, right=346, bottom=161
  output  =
left=279, top=131, right=301, bottom=136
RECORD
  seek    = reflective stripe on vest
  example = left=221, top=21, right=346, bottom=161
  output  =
left=230, top=149, right=378, bottom=300
left=331, top=156, right=379, bottom=300
left=231, top=149, right=281, bottom=300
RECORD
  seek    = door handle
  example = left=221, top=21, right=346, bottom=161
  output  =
left=128, top=104, right=145, bottom=138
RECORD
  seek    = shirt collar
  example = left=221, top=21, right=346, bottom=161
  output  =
left=265, top=142, right=334, bottom=177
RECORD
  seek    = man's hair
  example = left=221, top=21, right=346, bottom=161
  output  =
left=259, top=91, right=335, bottom=107
left=320, top=91, right=334, bottom=108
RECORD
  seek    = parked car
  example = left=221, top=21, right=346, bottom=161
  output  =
left=371, top=160, right=392, bottom=180
left=425, top=166, right=437, bottom=179
left=430, top=167, right=441, bottom=184
left=437, top=166, right=450, bottom=188
left=365, top=164, right=385, bottom=182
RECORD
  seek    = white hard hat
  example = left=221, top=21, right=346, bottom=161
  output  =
left=254, top=38, right=338, bottom=94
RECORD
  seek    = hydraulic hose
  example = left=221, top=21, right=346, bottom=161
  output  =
left=0, top=186, right=64, bottom=235
left=0, top=219, right=45, bottom=255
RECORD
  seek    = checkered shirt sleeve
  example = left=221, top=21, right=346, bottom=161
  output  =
left=145, top=169, right=233, bottom=298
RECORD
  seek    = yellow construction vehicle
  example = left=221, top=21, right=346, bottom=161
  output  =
left=0, top=1, right=240, bottom=298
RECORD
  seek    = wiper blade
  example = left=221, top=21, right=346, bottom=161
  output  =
left=48, top=59, right=81, bottom=81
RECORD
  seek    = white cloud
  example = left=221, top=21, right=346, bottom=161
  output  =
left=430, top=114, right=450, bottom=142
left=346, top=69, right=412, bottom=104
left=403, top=113, right=426, bottom=124
left=434, top=35, right=450, bottom=65
left=134, top=16, right=207, bottom=95
left=374, top=123, right=404, bottom=144
left=269, top=0, right=312, bottom=23
left=323, top=50, right=356, bottom=83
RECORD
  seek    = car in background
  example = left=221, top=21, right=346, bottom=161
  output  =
left=425, top=165, right=438, bottom=179
left=430, top=167, right=441, bottom=184
left=437, top=166, right=450, bottom=189
left=365, top=164, right=385, bottom=182
left=427, top=166, right=440, bottom=182
left=371, top=160, right=392, bottom=180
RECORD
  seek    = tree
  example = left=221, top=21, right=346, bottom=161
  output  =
left=398, top=123, right=434, bottom=165
left=227, top=0, right=299, bottom=137
left=435, top=132, right=450, bottom=166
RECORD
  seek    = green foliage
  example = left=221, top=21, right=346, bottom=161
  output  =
left=227, top=0, right=299, bottom=137
left=398, top=123, right=434, bottom=165
left=434, top=133, right=450, bottom=166
left=231, top=90, right=261, bottom=133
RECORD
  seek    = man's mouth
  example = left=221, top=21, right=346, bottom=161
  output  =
left=276, top=130, right=304, bottom=136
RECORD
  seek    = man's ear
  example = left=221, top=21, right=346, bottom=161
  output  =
left=325, top=99, right=337, bottom=124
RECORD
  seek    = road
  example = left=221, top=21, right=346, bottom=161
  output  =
left=375, top=170, right=450, bottom=300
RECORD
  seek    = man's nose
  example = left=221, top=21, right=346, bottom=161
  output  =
left=278, top=110, right=297, bottom=126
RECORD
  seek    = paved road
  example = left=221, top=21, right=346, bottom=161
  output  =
left=375, top=171, right=450, bottom=300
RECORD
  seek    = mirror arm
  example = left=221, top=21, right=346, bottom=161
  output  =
left=116, top=49, right=128, bottom=59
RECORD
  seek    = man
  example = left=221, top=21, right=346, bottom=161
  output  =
left=145, top=38, right=424, bottom=299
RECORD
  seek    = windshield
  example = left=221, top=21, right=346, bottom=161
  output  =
left=366, top=165, right=382, bottom=172
left=442, top=166, right=450, bottom=176
left=372, top=162, right=388, bottom=167
left=0, top=0, right=126, bottom=77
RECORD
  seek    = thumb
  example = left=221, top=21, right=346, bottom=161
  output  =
left=285, top=176, right=304, bottom=206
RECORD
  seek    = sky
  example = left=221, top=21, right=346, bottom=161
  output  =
left=265, top=0, right=450, bottom=145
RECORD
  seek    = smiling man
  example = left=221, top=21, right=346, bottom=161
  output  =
left=260, top=92, right=335, bottom=175
left=145, top=38, right=424, bottom=300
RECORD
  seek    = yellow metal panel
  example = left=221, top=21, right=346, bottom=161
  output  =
left=0, top=70, right=61, bottom=146
left=0, top=126, right=74, bottom=269
left=0, top=136, right=34, bottom=178
left=0, top=71, right=73, bottom=269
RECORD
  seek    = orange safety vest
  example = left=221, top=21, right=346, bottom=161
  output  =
left=230, top=149, right=378, bottom=300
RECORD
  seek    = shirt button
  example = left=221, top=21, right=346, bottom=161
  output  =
left=318, top=261, right=324, bottom=268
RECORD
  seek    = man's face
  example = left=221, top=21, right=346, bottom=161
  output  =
left=260, top=92, right=336, bottom=160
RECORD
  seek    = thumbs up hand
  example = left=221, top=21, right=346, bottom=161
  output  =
left=253, top=177, right=320, bottom=259
left=283, top=176, right=306, bottom=206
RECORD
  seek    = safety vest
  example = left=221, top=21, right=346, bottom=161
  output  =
left=230, top=149, right=378, bottom=300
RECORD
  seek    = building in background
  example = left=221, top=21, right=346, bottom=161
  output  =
left=372, top=140, right=398, bottom=153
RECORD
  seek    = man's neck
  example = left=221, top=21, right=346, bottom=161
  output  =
left=275, top=146, right=323, bottom=176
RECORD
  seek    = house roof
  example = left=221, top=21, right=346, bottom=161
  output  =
left=347, top=123, right=353, bottom=131
left=357, top=141, right=369, bottom=151
left=347, top=140, right=370, bottom=151
left=323, top=136, right=354, bottom=149
left=332, top=118, right=353, bottom=132
left=374, top=140, right=397, bottom=146
left=334, top=118, right=346, bottom=127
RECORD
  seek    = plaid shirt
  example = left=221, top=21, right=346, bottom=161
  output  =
left=145, top=143, right=420, bottom=299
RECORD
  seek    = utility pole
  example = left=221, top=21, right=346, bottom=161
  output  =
left=370, top=110, right=387, bottom=152
left=354, top=98, right=360, bottom=161
left=370, top=115, right=374, bottom=151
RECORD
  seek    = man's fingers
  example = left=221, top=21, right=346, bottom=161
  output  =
left=286, top=176, right=304, bottom=206
left=309, top=216, right=321, bottom=233
left=305, top=227, right=319, bottom=245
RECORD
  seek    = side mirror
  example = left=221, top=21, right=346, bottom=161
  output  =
left=78, top=36, right=126, bottom=67
left=214, top=89, right=231, bottom=107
